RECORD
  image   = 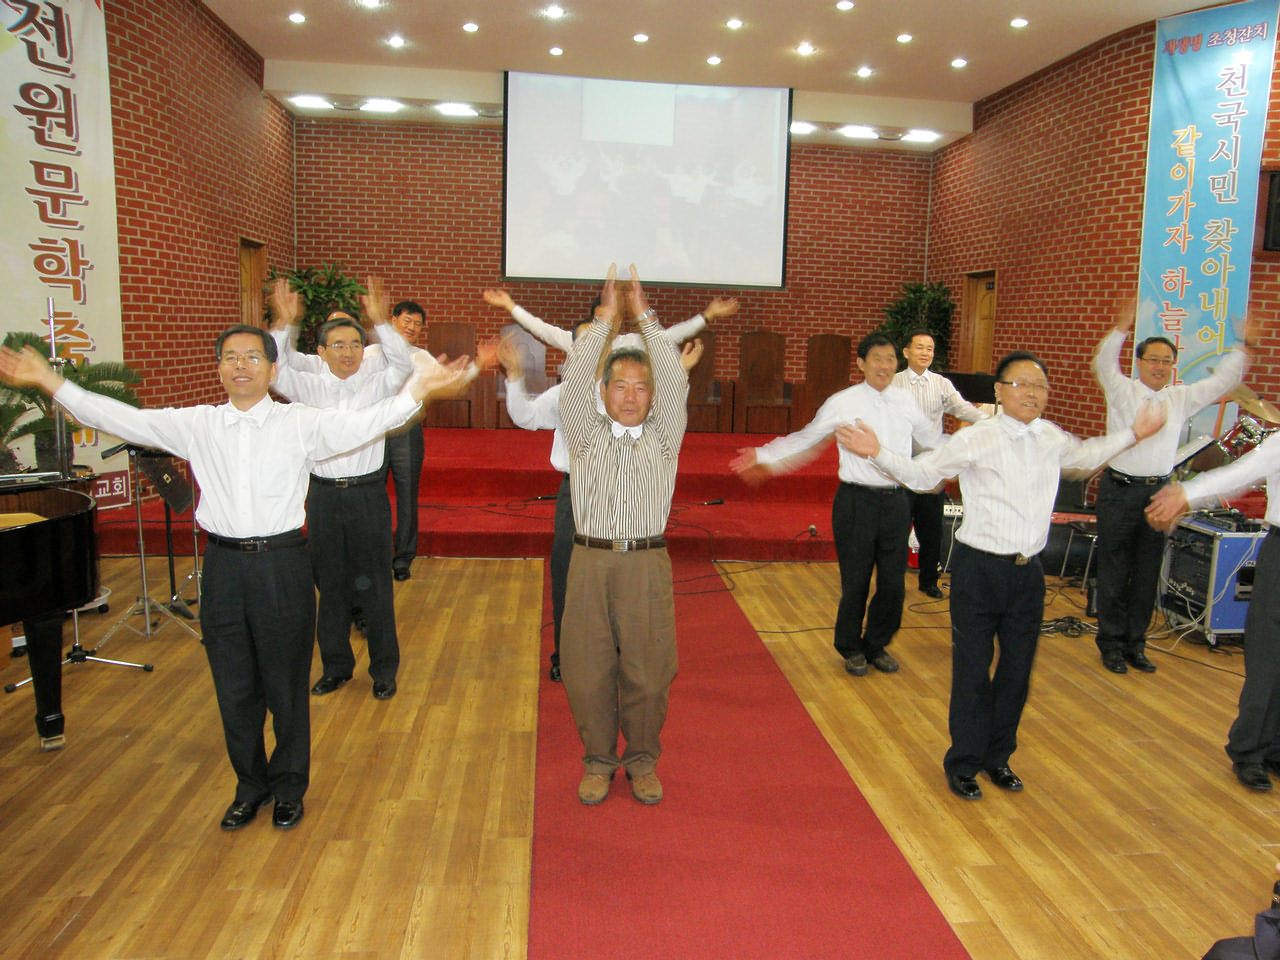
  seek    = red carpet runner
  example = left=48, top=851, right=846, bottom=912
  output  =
left=528, top=558, right=971, bottom=960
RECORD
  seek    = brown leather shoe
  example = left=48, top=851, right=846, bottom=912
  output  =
left=629, top=771, right=663, bottom=805
left=578, top=772, right=612, bottom=805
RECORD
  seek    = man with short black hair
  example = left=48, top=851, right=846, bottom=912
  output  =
left=731, top=332, right=941, bottom=678
left=383, top=299, right=428, bottom=580
left=0, top=327, right=468, bottom=831
left=892, top=328, right=987, bottom=599
left=1093, top=307, right=1251, bottom=675
left=839, top=350, right=1165, bottom=799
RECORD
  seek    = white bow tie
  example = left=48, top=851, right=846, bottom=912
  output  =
left=610, top=421, right=643, bottom=440
left=223, top=405, right=262, bottom=427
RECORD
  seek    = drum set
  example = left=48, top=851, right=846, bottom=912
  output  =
left=1183, top=384, right=1280, bottom=474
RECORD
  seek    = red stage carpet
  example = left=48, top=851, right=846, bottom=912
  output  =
left=527, top=558, right=970, bottom=960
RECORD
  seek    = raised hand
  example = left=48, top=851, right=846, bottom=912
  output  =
left=361, top=276, right=388, bottom=326
left=0, top=345, right=60, bottom=394
left=835, top=420, right=880, bottom=458
left=1113, top=296, right=1136, bottom=335
left=474, top=336, right=502, bottom=370
left=1131, top=398, right=1168, bottom=441
left=703, top=297, right=739, bottom=322
left=268, top=277, right=301, bottom=329
left=729, top=447, right=771, bottom=486
left=496, top=335, right=523, bottom=380
left=680, top=339, right=704, bottom=372
left=411, top=355, right=473, bottom=404
left=625, top=263, right=650, bottom=322
left=483, top=289, right=515, bottom=312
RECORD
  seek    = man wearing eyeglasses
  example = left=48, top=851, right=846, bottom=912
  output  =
left=268, top=279, right=427, bottom=703
left=1092, top=306, right=1251, bottom=676
left=0, top=327, right=469, bottom=831
left=837, top=351, right=1166, bottom=800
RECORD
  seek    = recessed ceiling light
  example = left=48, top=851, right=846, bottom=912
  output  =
left=707, top=55, right=721, bottom=65
left=386, top=34, right=406, bottom=48
left=836, top=1, right=854, bottom=9
left=951, top=57, right=967, bottom=68
left=726, top=18, right=743, bottom=30
left=361, top=99, right=404, bottom=113
left=549, top=46, right=563, bottom=56
left=838, top=124, right=878, bottom=139
left=358, top=0, right=382, bottom=7
left=1010, top=17, right=1028, bottom=28
left=796, top=41, right=815, bottom=56
left=902, top=129, right=941, bottom=142
left=855, top=66, right=873, bottom=78
left=896, top=33, right=912, bottom=44
left=463, top=22, right=479, bottom=33
left=790, top=121, right=817, bottom=134
left=288, top=12, right=305, bottom=24
left=435, top=102, right=479, bottom=117
left=544, top=4, right=565, bottom=18
left=633, top=33, right=648, bottom=43
left=290, top=95, right=332, bottom=110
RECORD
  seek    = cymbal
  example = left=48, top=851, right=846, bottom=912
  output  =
left=1228, top=384, right=1280, bottom=424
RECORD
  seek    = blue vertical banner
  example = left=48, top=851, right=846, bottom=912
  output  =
left=1138, top=0, right=1279, bottom=396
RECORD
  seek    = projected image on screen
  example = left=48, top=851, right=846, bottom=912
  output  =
left=504, top=71, right=790, bottom=289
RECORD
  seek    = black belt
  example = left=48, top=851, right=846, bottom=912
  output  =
left=967, top=543, right=1039, bottom=566
left=309, top=470, right=384, bottom=488
left=206, top=530, right=307, bottom=552
left=573, top=534, right=666, bottom=552
left=1106, top=468, right=1169, bottom=487
left=842, top=481, right=904, bottom=495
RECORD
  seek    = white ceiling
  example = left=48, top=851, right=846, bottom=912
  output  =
left=206, top=0, right=1212, bottom=150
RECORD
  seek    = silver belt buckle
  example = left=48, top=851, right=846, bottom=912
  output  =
left=1015, top=553, right=1029, bottom=565
left=612, top=539, right=629, bottom=552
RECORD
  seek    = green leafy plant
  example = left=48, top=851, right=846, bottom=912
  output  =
left=877, top=280, right=956, bottom=371
left=266, top=264, right=366, bottom=355
left=0, top=330, right=142, bottom=471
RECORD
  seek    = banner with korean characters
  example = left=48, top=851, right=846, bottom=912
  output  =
left=2, top=0, right=130, bottom=507
left=1137, top=0, right=1279, bottom=439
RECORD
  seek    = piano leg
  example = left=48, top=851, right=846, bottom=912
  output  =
left=22, top=612, right=65, bottom=751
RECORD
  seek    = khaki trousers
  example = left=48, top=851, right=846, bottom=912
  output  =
left=561, top=544, right=678, bottom=776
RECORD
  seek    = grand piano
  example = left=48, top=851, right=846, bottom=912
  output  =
left=0, top=480, right=98, bottom=750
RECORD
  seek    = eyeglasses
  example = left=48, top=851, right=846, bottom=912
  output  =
left=997, top=379, right=1049, bottom=393
left=321, top=341, right=364, bottom=353
left=219, top=352, right=268, bottom=367
left=1140, top=356, right=1175, bottom=366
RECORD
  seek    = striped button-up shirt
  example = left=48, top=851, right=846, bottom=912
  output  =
left=873, top=414, right=1135, bottom=557
left=891, top=367, right=986, bottom=451
left=561, top=315, right=686, bottom=539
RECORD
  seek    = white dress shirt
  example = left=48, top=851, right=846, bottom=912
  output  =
left=510, top=304, right=706, bottom=354
left=891, top=367, right=987, bottom=451
left=506, top=380, right=569, bottom=473
left=270, top=324, right=416, bottom=478
left=873, top=414, right=1136, bottom=556
left=1182, top=431, right=1280, bottom=526
left=1095, top=329, right=1244, bottom=477
left=53, top=380, right=418, bottom=539
left=754, top=381, right=942, bottom=486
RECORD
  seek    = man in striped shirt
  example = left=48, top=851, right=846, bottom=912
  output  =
left=559, top=264, right=685, bottom=807
left=892, top=329, right=988, bottom=599
left=838, top=351, right=1165, bottom=800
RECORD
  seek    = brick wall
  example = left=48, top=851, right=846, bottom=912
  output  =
left=929, top=23, right=1280, bottom=437
left=294, top=121, right=932, bottom=384
left=107, top=0, right=294, bottom=407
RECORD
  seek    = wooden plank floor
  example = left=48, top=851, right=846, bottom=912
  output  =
left=0, top=556, right=1270, bottom=958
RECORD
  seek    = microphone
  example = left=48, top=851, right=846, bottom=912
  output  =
left=100, top=442, right=130, bottom=459
left=534, top=494, right=558, bottom=501
left=701, top=497, right=724, bottom=505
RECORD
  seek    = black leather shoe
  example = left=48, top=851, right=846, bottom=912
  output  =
left=946, top=772, right=982, bottom=800
left=1235, top=762, right=1273, bottom=791
left=549, top=663, right=562, bottom=682
left=393, top=566, right=411, bottom=581
left=984, top=766, right=1024, bottom=791
left=843, top=654, right=868, bottom=676
left=1101, top=652, right=1128, bottom=674
left=372, top=679, right=397, bottom=700
left=869, top=651, right=900, bottom=674
left=1125, top=650, right=1157, bottom=673
left=310, top=674, right=351, bottom=696
left=920, top=584, right=944, bottom=599
left=220, top=795, right=270, bottom=831
left=273, top=799, right=304, bottom=829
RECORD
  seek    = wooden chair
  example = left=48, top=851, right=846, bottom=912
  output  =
left=791, top=333, right=851, bottom=427
left=685, top=330, right=734, bottom=432
left=733, top=330, right=791, bottom=433
left=424, top=321, right=496, bottom=428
